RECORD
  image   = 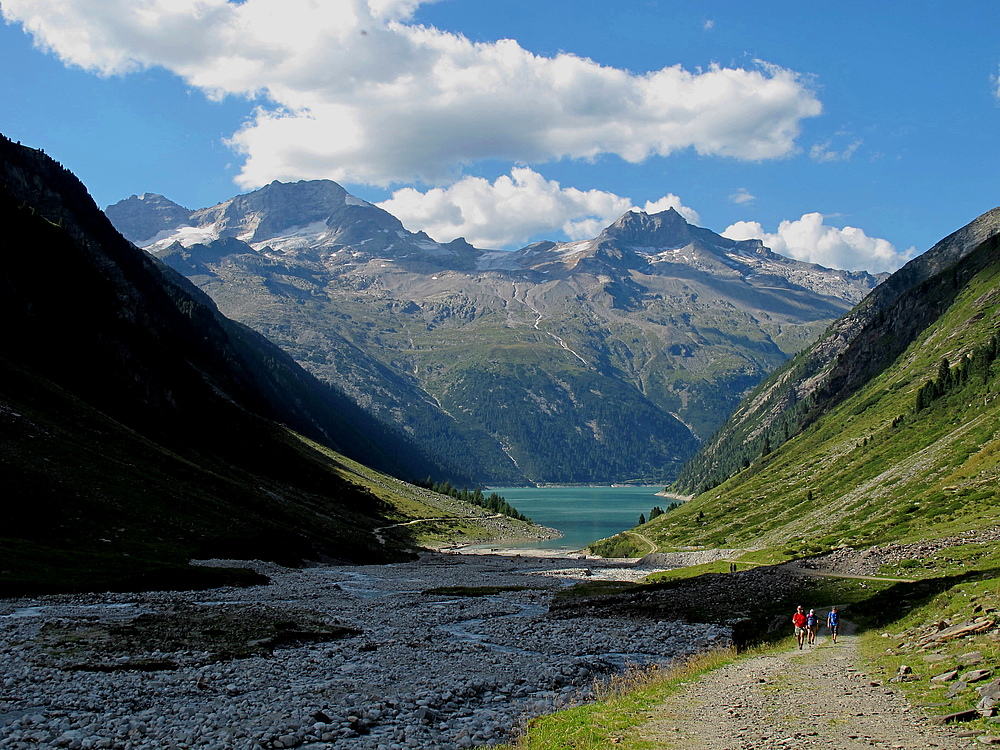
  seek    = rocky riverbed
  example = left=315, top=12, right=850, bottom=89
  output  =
left=0, top=552, right=730, bottom=750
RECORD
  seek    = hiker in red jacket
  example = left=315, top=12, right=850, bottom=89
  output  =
left=792, top=605, right=808, bottom=649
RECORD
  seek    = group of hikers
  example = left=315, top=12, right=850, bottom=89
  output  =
left=791, top=605, right=839, bottom=648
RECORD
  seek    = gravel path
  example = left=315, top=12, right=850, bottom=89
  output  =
left=632, top=624, right=974, bottom=749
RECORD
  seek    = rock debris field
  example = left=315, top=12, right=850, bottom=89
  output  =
left=0, top=552, right=728, bottom=750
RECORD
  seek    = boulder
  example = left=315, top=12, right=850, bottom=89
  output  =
left=978, top=680, right=1000, bottom=699
left=919, top=619, right=994, bottom=646
left=978, top=695, right=998, bottom=718
left=931, top=669, right=960, bottom=683
left=961, top=670, right=994, bottom=684
left=414, top=707, right=441, bottom=724
left=947, top=681, right=970, bottom=698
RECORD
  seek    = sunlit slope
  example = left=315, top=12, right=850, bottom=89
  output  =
left=673, top=207, right=1000, bottom=495
left=599, top=229, right=1000, bottom=555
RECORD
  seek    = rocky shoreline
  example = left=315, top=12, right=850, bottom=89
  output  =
left=0, top=551, right=729, bottom=750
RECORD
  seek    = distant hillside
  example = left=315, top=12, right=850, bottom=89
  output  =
left=673, top=206, right=1000, bottom=495
left=108, top=182, right=882, bottom=484
left=0, top=134, right=500, bottom=594
left=594, top=207, right=1000, bottom=556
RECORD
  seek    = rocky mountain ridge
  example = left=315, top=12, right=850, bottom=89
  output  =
left=107, top=179, right=883, bottom=484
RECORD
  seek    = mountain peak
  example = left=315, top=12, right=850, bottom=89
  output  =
left=597, top=208, right=694, bottom=249
left=197, top=179, right=362, bottom=243
left=105, top=193, right=192, bottom=245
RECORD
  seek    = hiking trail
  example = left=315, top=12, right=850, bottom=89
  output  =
left=630, top=623, right=973, bottom=749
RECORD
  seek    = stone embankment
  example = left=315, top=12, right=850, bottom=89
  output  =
left=637, top=549, right=741, bottom=568
left=0, top=552, right=728, bottom=750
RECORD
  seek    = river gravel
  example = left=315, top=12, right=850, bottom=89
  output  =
left=0, top=552, right=730, bottom=750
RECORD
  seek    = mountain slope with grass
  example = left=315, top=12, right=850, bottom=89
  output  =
left=673, top=206, right=1000, bottom=496
left=592, top=207, right=1000, bottom=558
left=0, top=134, right=521, bottom=595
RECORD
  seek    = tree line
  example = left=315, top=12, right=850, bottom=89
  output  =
left=915, top=335, right=999, bottom=411
left=636, top=502, right=680, bottom=526
left=416, top=479, right=532, bottom=523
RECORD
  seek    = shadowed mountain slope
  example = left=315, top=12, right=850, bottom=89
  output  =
left=0, top=135, right=480, bottom=594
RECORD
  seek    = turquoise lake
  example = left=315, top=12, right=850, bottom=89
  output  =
left=486, top=486, right=670, bottom=552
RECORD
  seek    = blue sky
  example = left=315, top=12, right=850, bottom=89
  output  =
left=1, top=0, right=997, bottom=272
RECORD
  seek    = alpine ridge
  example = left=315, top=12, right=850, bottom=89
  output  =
left=108, top=180, right=884, bottom=485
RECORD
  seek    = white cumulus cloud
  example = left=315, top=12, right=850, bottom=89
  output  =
left=640, top=195, right=700, bottom=225
left=3, top=0, right=822, bottom=188
left=722, top=213, right=914, bottom=273
left=377, top=167, right=699, bottom=249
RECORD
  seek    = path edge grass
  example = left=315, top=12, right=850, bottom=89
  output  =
left=498, top=641, right=788, bottom=750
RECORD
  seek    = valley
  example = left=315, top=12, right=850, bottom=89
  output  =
left=5, top=3, right=1000, bottom=749
left=3, top=133, right=999, bottom=750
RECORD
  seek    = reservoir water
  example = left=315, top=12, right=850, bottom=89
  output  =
left=487, top=486, right=671, bottom=552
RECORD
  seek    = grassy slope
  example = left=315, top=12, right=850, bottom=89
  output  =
left=671, top=208, right=1000, bottom=497
left=595, top=238, right=1000, bottom=558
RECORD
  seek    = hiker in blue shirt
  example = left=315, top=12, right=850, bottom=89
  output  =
left=806, top=609, right=820, bottom=645
left=827, top=606, right=840, bottom=644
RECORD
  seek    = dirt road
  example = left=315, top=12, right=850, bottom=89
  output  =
left=631, top=625, right=973, bottom=749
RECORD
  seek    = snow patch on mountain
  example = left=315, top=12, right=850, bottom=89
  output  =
left=250, top=220, right=334, bottom=252
left=475, top=251, right=520, bottom=271
left=145, top=224, right=221, bottom=252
